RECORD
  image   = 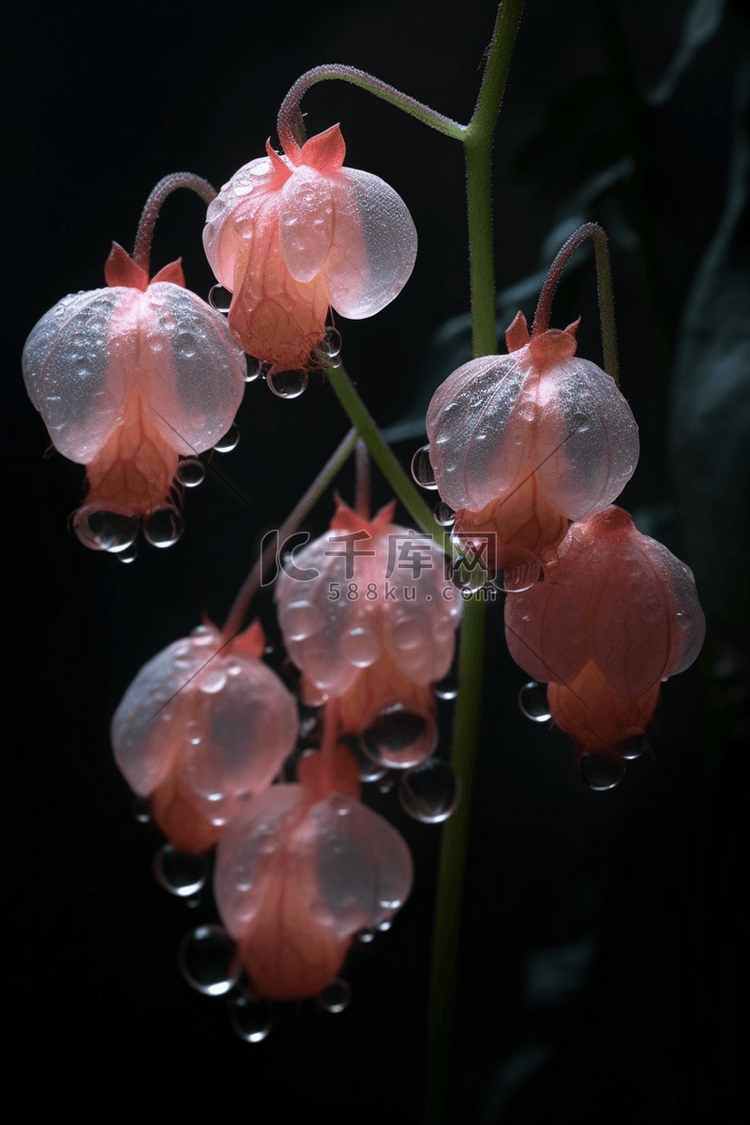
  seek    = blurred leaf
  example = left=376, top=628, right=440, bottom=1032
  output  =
left=648, top=0, right=726, bottom=105
left=669, top=63, right=750, bottom=651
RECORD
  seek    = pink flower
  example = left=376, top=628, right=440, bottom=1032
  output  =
left=214, top=738, right=413, bottom=1000
left=274, top=498, right=461, bottom=768
left=504, top=506, right=705, bottom=766
left=111, top=621, right=299, bottom=854
left=425, top=313, right=639, bottom=579
left=22, top=244, right=247, bottom=552
left=203, top=125, right=417, bottom=377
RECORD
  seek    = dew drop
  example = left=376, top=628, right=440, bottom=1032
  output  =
left=191, top=625, right=216, bottom=645
left=143, top=506, right=184, bottom=548
left=360, top=704, right=438, bottom=770
left=77, top=508, right=140, bottom=553
left=619, top=732, right=649, bottom=760
left=228, top=994, right=273, bottom=1043
left=319, top=326, right=342, bottom=358
left=571, top=412, right=590, bottom=433
left=411, top=444, right=438, bottom=489
left=214, top=424, right=240, bottom=453
left=199, top=668, right=227, bottom=694
left=316, top=978, right=351, bottom=1013
left=377, top=919, right=392, bottom=933
left=153, top=844, right=208, bottom=897
left=451, top=555, right=488, bottom=593
left=244, top=356, right=262, bottom=383
left=377, top=774, right=395, bottom=794
left=208, top=284, right=232, bottom=313
left=176, top=458, right=206, bottom=487
left=345, top=737, right=388, bottom=783
left=433, top=500, right=455, bottom=527
left=518, top=681, right=552, bottom=722
left=674, top=611, right=692, bottom=631
left=117, top=542, right=138, bottom=564
left=579, top=753, right=626, bottom=791
left=132, top=798, right=151, bottom=824
left=398, top=759, right=460, bottom=823
left=434, top=672, right=459, bottom=701
left=356, top=927, right=376, bottom=944
left=267, top=368, right=308, bottom=399
left=493, top=547, right=543, bottom=594
left=178, top=924, right=240, bottom=996
left=341, top=626, right=381, bottom=668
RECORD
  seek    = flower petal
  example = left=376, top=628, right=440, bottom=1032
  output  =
left=279, top=167, right=335, bottom=283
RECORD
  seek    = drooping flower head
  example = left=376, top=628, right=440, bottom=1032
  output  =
left=425, top=312, right=640, bottom=580
left=22, top=244, right=247, bottom=553
left=274, top=498, right=461, bottom=769
left=111, top=620, right=299, bottom=853
left=504, top=506, right=705, bottom=772
left=203, top=125, right=417, bottom=385
left=214, top=733, right=413, bottom=1001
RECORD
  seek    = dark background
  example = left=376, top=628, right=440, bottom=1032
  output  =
left=7, top=1, right=747, bottom=1121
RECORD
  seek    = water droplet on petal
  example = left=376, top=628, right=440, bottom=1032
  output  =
left=518, top=681, right=552, bottom=722
left=356, top=927, right=376, bottom=944
left=579, top=754, right=626, bottom=791
left=267, top=368, right=308, bottom=399
left=244, top=356, right=262, bottom=383
left=153, top=844, right=208, bottom=897
left=143, top=506, right=184, bottom=548
left=493, top=547, right=542, bottom=593
left=619, top=732, right=649, bottom=760
left=674, top=611, right=692, bottom=631
left=345, top=737, right=388, bottom=783
left=361, top=704, right=438, bottom=769
left=228, top=994, right=273, bottom=1043
left=77, top=507, right=140, bottom=552
left=178, top=924, right=240, bottom=996
left=117, top=542, right=138, bottom=564
left=214, top=423, right=240, bottom=453
left=434, top=673, right=459, bottom=701
left=571, top=412, right=590, bottom=433
left=411, top=444, right=438, bottom=489
left=341, top=626, right=381, bottom=668
left=176, top=458, right=206, bottom=487
left=398, top=759, right=460, bottom=823
left=433, top=500, right=455, bottom=527
left=199, top=668, right=227, bottom=694
left=315, top=978, right=351, bottom=1013
left=319, top=327, right=342, bottom=358
left=208, top=284, right=232, bottom=313
left=451, top=555, right=488, bottom=593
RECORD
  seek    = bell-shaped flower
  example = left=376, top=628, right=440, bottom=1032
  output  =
left=425, top=312, right=639, bottom=578
left=22, top=244, right=247, bottom=553
left=111, top=621, right=299, bottom=853
left=203, top=125, right=417, bottom=379
left=274, top=498, right=461, bottom=769
left=214, top=739, right=413, bottom=1000
left=504, top=506, right=705, bottom=764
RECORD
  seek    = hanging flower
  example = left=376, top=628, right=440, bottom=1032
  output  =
left=214, top=727, right=413, bottom=1000
left=111, top=621, right=299, bottom=853
left=504, top=506, right=705, bottom=774
left=424, top=312, right=639, bottom=583
left=203, top=125, right=417, bottom=384
left=274, top=498, right=461, bottom=769
left=22, top=243, right=247, bottom=553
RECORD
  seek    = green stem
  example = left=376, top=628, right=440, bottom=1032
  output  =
left=531, top=221, right=620, bottom=383
left=426, top=4, right=524, bottom=1122
left=277, top=65, right=466, bottom=158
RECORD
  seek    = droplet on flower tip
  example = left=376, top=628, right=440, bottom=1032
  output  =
left=433, top=500, right=455, bottom=527
left=117, top=542, right=139, bottom=564
left=619, top=732, right=649, bottom=760
left=356, top=927, right=376, bottom=944
left=315, top=978, right=351, bottom=1014
left=176, top=458, right=206, bottom=487
left=244, top=355, right=262, bottom=383
left=319, top=326, right=342, bottom=358
left=178, top=924, right=240, bottom=997
left=267, top=368, right=308, bottom=399
left=361, top=704, right=438, bottom=770
left=77, top=508, right=140, bottom=552
left=143, top=506, right=185, bottom=548
left=518, top=681, right=552, bottom=722
left=579, top=753, right=626, bottom=792
left=132, top=797, right=151, bottom=824
left=434, top=672, right=459, bottom=701
left=208, top=284, right=232, bottom=314
left=398, top=759, right=460, bottom=824
left=411, top=444, right=438, bottom=489
left=228, top=994, right=274, bottom=1043
left=153, top=844, right=209, bottom=897
left=213, top=423, right=240, bottom=453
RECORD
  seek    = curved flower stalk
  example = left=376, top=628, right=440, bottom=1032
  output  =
left=275, top=497, right=461, bottom=769
left=22, top=243, right=247, bottom=554
left=214, top=716, right=413, bottom=1001
left=504, top=506, right=705, bottom=772
left=111, top=621, right=299, bottom=853
left=203, top=124, right=417, bottom=389
left=424, top=312, right=639, bottom=585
